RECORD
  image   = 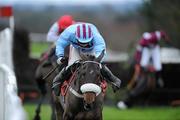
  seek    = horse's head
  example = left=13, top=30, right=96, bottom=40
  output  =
left=73, top=50, right=104, bottom=110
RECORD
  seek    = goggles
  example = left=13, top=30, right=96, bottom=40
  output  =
left=77, top=40, right=93, bottom=48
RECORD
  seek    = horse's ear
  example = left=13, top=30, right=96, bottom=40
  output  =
left=95, top=49, right=105, bottom=62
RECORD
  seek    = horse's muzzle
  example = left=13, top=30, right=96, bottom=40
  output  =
left=83, top=92, right=96, bottom=104
left=80, top=83, right=101, bottom=110
left=83, top=92, right=96, bottom=110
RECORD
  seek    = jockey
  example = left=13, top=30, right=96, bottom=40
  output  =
left=52, top=23, right=121, bottom=96
left=36, top=15, right=74, bottom=95
left=135, top=30, right=170, bottom=74
left=117, top=30, right=170, bottom=109
left=40, top=15, right=75, bottom=63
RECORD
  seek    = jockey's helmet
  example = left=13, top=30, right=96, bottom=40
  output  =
left=75, top=23, right=94, bottom=48
left=58, top=15, right=74, bottom=30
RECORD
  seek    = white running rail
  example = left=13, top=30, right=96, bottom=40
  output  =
left=0, top=28, right=27, bottom=120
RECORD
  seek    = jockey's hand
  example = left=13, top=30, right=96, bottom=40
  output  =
left=57, top=56, right=67, bottom=65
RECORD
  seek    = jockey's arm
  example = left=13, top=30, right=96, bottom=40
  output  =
left=90, top=24, right=106, bottom=61
left=49, top=43, right=56, bottom=49
left=93, top=36, right=106, bottom=62
left=160, top=31, right=170, bottom=42
left=155, top=30, right=170, bottom=43
left=139, top=38, right=149, bottom=47
left=47, top=23, right=60, bottom=42
left=134, top=44, right=143, bottom=65
left=55, top=30, right=70, bottom=58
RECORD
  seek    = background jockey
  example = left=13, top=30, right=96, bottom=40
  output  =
left=117, top=30, right=170, bottom=109
left=36, top=15, right=75, bottom=96
left=52, top=23, right=121, bottom=96
left=40, top=15, right=75, bottom=63
left=134, top=30, right=170, bottom=84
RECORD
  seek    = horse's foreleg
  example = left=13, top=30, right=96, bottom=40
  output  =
left=63, top=105, right=75, bottom=120
left=63, top=112, right=74, bottom=120
left=50, top=93, right=56, bottom=120
left=52, top=94, right=64, bottom=120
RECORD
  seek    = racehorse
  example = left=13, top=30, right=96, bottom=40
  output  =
left=57, top=51, right=107, bottom=120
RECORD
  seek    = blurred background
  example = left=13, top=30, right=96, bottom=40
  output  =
left=0, top=0, right=180, bottom=120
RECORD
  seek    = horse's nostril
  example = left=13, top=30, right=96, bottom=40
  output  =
left=83, top=92, right=96, bottom=104
left=84, top=103, right=91, bottom=110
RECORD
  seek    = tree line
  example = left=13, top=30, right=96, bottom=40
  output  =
left=140, top=0, right=180, bottom=48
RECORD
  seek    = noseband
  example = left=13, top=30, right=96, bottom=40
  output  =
left=68, top=60, right=102, bottom=98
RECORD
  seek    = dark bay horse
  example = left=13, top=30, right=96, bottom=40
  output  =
left=58, top=51, right=107, bottom=120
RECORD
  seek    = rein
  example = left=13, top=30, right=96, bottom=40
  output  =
left=68, top=69, right=84, bottom=98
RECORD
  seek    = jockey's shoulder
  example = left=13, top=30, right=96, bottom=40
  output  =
left=142, top=32, right=152, bottom=40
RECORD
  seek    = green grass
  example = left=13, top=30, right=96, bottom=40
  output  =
left=24, top=104, right=51, bottom=120
left=103, top=106, right=180, bottom=120
left=30, top=42, right=50, bottom=58
left=24, top=104, right=180, bottom=120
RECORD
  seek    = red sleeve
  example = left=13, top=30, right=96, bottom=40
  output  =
left=134, top=50, right=141, bottom=64
left=139, top=38, right=149, bottom=46
left=134, top=44, right=142, bottom=64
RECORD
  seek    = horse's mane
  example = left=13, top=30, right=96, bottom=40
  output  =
left=82, top=54, right=96, bottom=61
left=76, top=54, right=98, bottom=80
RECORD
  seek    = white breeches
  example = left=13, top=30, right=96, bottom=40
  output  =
left=140, top=45, right=162, bottom=71
left=68, top=45, right=95, bottom=66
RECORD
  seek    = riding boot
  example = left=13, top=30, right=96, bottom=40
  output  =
left=52, top=63, right=79, bottom=96
left=52, top=67, right=71, bottom=96
left=101, top=65, right=121, bottom=92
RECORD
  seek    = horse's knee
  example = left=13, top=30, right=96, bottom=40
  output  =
left=52, top=94, right=60, bottom=104
left=95, top=115, right=102, bottom=120
left=63, top=112, right=74, bottom=120
left=52, top=94, right=64, bottom=120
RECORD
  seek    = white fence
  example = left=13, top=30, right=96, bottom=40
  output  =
left=161, top=47, right=180, bottom=64
left=0, top=64, right=26, bottom=120
left=0, top=28, right=26, bottom=120
left=0, top=28, right=13, bottom=69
